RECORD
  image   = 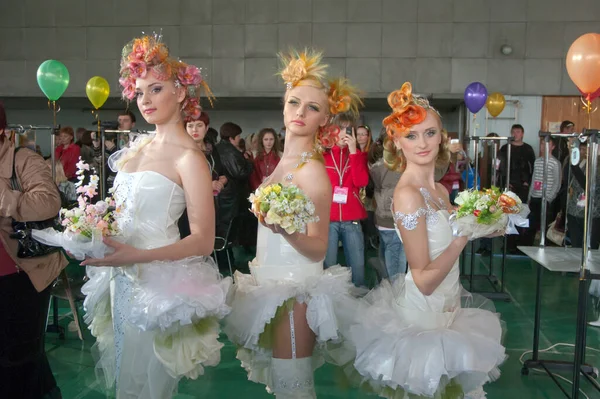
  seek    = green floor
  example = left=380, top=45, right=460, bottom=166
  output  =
left=46, top=246, right=600, bottom=398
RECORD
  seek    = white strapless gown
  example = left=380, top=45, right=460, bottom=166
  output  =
left=346, top=206, right=506, bottom=398
left=223, top=223, right=358, bottom=390
left=81, top=170, right=232, bottom=399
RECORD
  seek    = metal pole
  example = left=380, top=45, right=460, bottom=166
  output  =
left=473, top=139, right=480, bottom=190
left=540, top=134, right=550, bottom=248
left=582, top=134, right=594, bottom=273
left=101, top=130, right=106, bottom=199
left=470, top=139, right=480, bottom=291
left=50, top=133, right=56, bottom=182
left=584, top=135, right=597, bottom=255
left=506, top=139, right=512, bottom=192
left=458, top=104, right=466, bottom=144
left=502, top=140, right=512, bottom=266
left=573, top=131, right=598, bottom=397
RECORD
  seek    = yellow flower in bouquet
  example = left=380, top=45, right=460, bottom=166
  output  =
left=249, top=183, right=319, bottom=234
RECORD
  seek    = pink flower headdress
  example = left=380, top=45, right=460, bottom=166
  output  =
left=119, top=33, right=215, bottom=119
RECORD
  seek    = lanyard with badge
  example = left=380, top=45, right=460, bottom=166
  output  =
left=332, top=150, right=350, bottom=204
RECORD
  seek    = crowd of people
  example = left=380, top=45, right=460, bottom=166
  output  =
left=0, top=32, right=598, bottom=399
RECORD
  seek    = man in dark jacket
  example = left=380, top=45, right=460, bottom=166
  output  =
left=216, top=123, right=253, bottom=265
left=499, top=124, right=536, bottom=253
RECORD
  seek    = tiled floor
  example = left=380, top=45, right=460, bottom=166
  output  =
left=46, top=247, right=600, bottom=398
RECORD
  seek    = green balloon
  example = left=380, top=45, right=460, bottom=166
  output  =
left=36, top=60, right=70, bottom=101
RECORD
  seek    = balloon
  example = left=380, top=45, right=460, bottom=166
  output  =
left=486, top=92, right=506, bottom=117
left=566, top=33, right=600, bottom=96
left=36, top=60, right=70, bottom=101
left=578, top=86, right=600, bottom=102
left=86, top=76, right=110, bottom=109
left=464, top=82, right=488, bottom=114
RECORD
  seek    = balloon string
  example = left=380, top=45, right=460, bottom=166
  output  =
left=95, top=110, right=100, bottom=139
left=580, top=97, right=598, bottom=129
left=588, top=99, right=591, bottom=129
left=51, top=101, right=57, bottom=127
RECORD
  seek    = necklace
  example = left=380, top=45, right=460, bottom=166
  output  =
left=284, top=151, right=314, bottom=182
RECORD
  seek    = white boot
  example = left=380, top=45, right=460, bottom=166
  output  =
left=270, top=357, right=316, bottom=398
left=589, top=316, right=600, bottom=327
left=464, top=386, right=487, bottom=399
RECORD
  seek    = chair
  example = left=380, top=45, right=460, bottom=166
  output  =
left=46, top=266, right=85, bottom=341
left=213, top=217, right=238, bottom=277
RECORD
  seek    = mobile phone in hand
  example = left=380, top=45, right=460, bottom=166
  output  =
left=346, top=127, right=352, bottom=135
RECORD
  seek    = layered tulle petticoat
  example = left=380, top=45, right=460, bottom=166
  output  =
left=345, top=189, right=507, bottom=398
left=82, top=256, right=232, bottom=398
left=346, top=276, right=506, bottom=399
left=223, top=260, right=358, bottom=390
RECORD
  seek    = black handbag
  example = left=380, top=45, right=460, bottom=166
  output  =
left=8, top=147, right=62, bottom=258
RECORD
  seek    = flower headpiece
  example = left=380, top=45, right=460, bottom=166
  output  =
left=327, top=77, right=363, bottom=117
left=119, top=34, right=215, bottom=120
left=278, top=49, right=364, bottom=154
left=383, top=82, right=439, bottom=138
left=279, top=49, right=328, bottom=90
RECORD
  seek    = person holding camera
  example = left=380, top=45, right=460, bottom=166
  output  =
left=323, top=114, right=369, bottom=287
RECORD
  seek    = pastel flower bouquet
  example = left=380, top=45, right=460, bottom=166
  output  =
left=249, top=183, right=319, bottom=235
left=449, top=186, right=530, bottom=240
left=32, top=159, right=121, bottom=260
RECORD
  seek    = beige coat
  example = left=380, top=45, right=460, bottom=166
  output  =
left=0, top=137, right=67, bottom=291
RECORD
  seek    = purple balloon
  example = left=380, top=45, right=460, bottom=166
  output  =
left=464, top=82, right=488, bottom=113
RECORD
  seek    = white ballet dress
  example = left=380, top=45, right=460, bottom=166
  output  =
left=223, top=223, right=358, bottom=392
left=346, top=188, right=506, bottom=398
left=81, top=144, right=232, bottom=398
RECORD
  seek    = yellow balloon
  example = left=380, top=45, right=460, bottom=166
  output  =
left=86, top=76, right=110, bottom=109
left=486, top=92, right=505, bottom=117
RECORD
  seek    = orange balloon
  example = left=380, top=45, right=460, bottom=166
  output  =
left=566, top=33, right=600, bottom=95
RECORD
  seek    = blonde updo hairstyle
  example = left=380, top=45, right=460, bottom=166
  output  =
left=382, top=82, right=449, bottom=172
left=278, top=49, right=364, bottom=154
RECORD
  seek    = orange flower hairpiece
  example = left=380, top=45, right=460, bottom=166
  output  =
left=383, top=82, right=437, bottom=138
left=327, top=77, right=363, bottom=117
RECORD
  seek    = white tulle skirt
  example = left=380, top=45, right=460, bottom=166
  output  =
left=223, top=265, right=358, bottom=389
left=346, top=277, right=506, bottom=399
left=81, top=256, right=232, bottom=398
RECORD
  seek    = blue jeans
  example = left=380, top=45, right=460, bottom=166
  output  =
left=325, top=221, right=365, bottom=287
left=378, top=229, right=406, bottom=279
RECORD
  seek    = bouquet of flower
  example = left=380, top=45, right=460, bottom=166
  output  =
left=449, top=186, right=530, bottom=240
left=249, top=183, right=318, bottom=235
left=32, top=159, right=121, bottom=260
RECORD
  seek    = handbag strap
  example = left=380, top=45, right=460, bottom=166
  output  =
left=10, top=147, right=23, bottom=192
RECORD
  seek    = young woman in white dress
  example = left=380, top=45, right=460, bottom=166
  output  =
left=80, top=35, right=232, bottom=398
left=224, top=50, right=363, bottom=398
left=345, top=83, right=506, bottom=399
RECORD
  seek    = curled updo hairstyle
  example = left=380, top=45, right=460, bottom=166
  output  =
left=382, top=82, right=449, bottom=172
left=278, top=49, right=364, bottom=154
